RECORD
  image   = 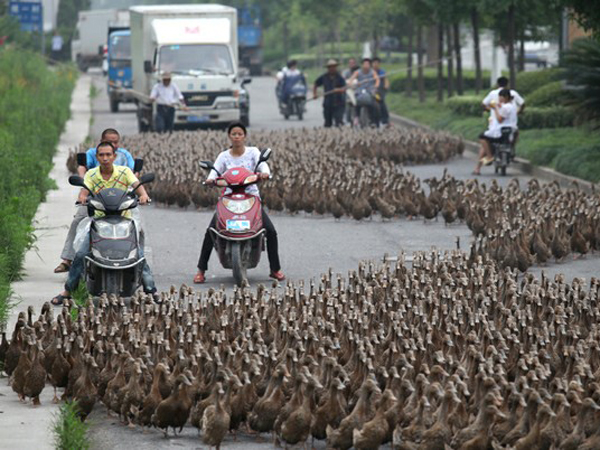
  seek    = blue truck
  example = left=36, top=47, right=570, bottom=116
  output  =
left=107, top=28, right=133, bottom=113
left=237, top=5, right=262, bottom=75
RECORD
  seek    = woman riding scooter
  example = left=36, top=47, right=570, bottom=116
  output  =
left=194, top=122, right=285, bottom=284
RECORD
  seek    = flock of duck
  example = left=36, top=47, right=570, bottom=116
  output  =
left=69, top=127, right=599, bottom=272
left=7, top=126, right=592, bottom=448
left=2, top=250, right=600, bottom=449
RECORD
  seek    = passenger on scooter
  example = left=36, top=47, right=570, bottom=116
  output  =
left=473, top=89, right=518, bottom=175
left=51, top=141, right=156, bottom=306
left=347, top=58, right=380, bottom=127
left=277, top=60, right=305, bottom=106
left=194, top=122, right=285, bottom=284
left=54, top=128, right=135, bottom=274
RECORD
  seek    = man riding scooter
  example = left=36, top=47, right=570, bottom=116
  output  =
left=54, top=128, right=136, bottom=274
left=277, top=60, right=307, bottom=119
left=51, top=141, right=157, bottom=305
left=194, top=122, right=285, bottom=284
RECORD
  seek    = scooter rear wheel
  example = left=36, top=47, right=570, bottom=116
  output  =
left=231, top=242, right=247, bottom=287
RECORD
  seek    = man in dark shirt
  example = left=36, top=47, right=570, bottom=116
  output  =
left=313, top=59, right=346, bottom=127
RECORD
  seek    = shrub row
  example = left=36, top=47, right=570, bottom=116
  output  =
left=526, top=81, right=572, bottom=107
left=389, top=70, right=492, bottom=93
left=445, top=95, right=574, bottom=129
left=515, top=68, right=562, bottom=96
left=0, top=49, right=76, bottom=328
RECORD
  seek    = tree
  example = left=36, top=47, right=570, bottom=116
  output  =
left=559, top=0, right=600, bottom=36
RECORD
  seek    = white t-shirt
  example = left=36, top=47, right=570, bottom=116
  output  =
left=484, top=101, right=518, bottom=138
left=483, top=88, right=525, bottom=110
left=276, top=67, right=301, bottom=81
left=150, top=82, right=184, bottom=106
left=207, top=146, right=270, bottom=197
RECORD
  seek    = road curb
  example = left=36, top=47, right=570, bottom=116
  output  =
left=0, top=74, right=91, bottom=450
left=389, top=112, right=596, bottom=193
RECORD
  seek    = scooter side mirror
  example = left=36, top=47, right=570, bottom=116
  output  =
left=241, top=76, right=252, bottom=86
left=133, top=158, right=144, bottom=173
left=69, top=175, right=85, bottom=187
left=259, top=148, right=272, bottom=162
left=139, top=173, right=155, bottom=185
left=199, top=160, right=215, bottom=171
left=76, top=152, right=87, bottom=168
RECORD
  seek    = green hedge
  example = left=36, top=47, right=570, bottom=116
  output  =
left=445, top=94, right=574, bottom=129
left=515, top=68, right=561, bottom=96
left=446, top=96, right=485, bottom=117
left=519, top=107, right=574, bottom=129
left=527, top=81, right=571, bottom=107
left=390, top=70, right=492, bottom=93
left=0, top=49, right=76, bottom=327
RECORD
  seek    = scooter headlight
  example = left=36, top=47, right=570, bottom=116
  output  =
left=89, top=199, right=105, bottom=211
left=243, top=174, right=258, bottom=185
left=223, top=197, right=255, bottom=214
left=119, top=198, right=136, bottom=211
left=95, top=221, right=132, bottom=238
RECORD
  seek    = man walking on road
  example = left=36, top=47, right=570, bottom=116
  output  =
left=150, top=72, right=186, bottom=133
left=313, top=59, right=346, bottom=128
left=373, top=57, right=390, bottom=127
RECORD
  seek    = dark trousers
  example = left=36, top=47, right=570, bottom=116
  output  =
left=197, top=210, right=281, bottom=272
left=155, top=105, right=175, bottom=133
left=378, top=99, right=389, bottom=125
left=323, top=104, right=345, bottom=127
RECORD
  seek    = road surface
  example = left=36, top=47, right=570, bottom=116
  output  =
left=83, top=72, right=599, bottom=449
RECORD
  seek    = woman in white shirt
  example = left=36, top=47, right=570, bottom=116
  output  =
left=194, top=122, right=285, bottom=283
left=473, top=89, right=518, bottom=175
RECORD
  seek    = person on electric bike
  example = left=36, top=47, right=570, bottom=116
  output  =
left=473, top=89, right=518, bottom=175
left=54, top=128, right=136, bottom=274
left=347, top=58, right=380, bottom=127
left=51, top=141, right=156, bottom=306
left=277, top=60, right=306, bottom=108
left=194, top=122, right=285, bottom=284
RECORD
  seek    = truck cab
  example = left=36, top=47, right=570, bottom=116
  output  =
left=130, top=5, right=243, bottom=131
left=107, top=29, right=133, bottom=112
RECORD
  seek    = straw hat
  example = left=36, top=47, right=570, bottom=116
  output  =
left=325, top=59, right=339, bottom=67
left=161, top=71, right=172, bottom=79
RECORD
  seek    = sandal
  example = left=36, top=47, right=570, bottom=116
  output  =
left=193, top=271, right=206, bottom=284
left=51, top=294, right=71, bottom=306
left=53, top=261, right=71, bottom=273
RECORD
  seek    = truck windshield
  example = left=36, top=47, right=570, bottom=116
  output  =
left=159, top=44, right=233, bottom=75
left=110, top=35, right=131, bottom=60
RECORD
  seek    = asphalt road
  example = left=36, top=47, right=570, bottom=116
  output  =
left=84, top=71, right=599, bottom=449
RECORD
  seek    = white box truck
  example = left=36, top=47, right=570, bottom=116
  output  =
left=71, top=9, right=129, bottom=71
left=130, top=4, right=244, bottom=131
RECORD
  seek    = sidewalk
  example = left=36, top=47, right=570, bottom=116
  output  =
left=0, top=74, right=91, bottom=450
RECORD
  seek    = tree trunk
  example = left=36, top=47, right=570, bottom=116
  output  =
left=453, top=21, right=463, bottom=95
left=373, top=28, right=380, bottom=58
left=417, top=24, right=425, bottom=103
left=406, top=20, right=414, bottom=98
left=471, top=7, right=482, bottom=94
left=283, top=20, right=289, bottom=63
left=507, top=2, right=516, bottom=89
left=518, top=31, right=525, bottom=72
left=446, top=25, right=454, bottom=98
left=437, top=23, right=444, bottom=102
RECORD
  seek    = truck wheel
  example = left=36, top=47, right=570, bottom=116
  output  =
left=104, top=270, right=121, bottom=296
left=231, top=242, right=247, bottom=287
left=110, top=96, right=119, bottom=113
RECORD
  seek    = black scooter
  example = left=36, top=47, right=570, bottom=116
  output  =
left=493, top=127, right=516, bottom=176
left=68, top=173, right=154, bottom=297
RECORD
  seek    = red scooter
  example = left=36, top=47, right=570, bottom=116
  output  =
left=199, top=148, right=271, bottom=286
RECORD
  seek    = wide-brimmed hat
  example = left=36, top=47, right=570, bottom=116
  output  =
left=325, top=59, right=339, bottom=67
left=161, top=71, right=172, bottom=79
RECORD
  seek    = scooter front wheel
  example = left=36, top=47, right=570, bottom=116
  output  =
left=231, top=241, right=247, bottom=287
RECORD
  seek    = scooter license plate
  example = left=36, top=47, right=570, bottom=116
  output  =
left=226, top=220, right=251, bottom=232
left=188, top=115, right=209, bottom=123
